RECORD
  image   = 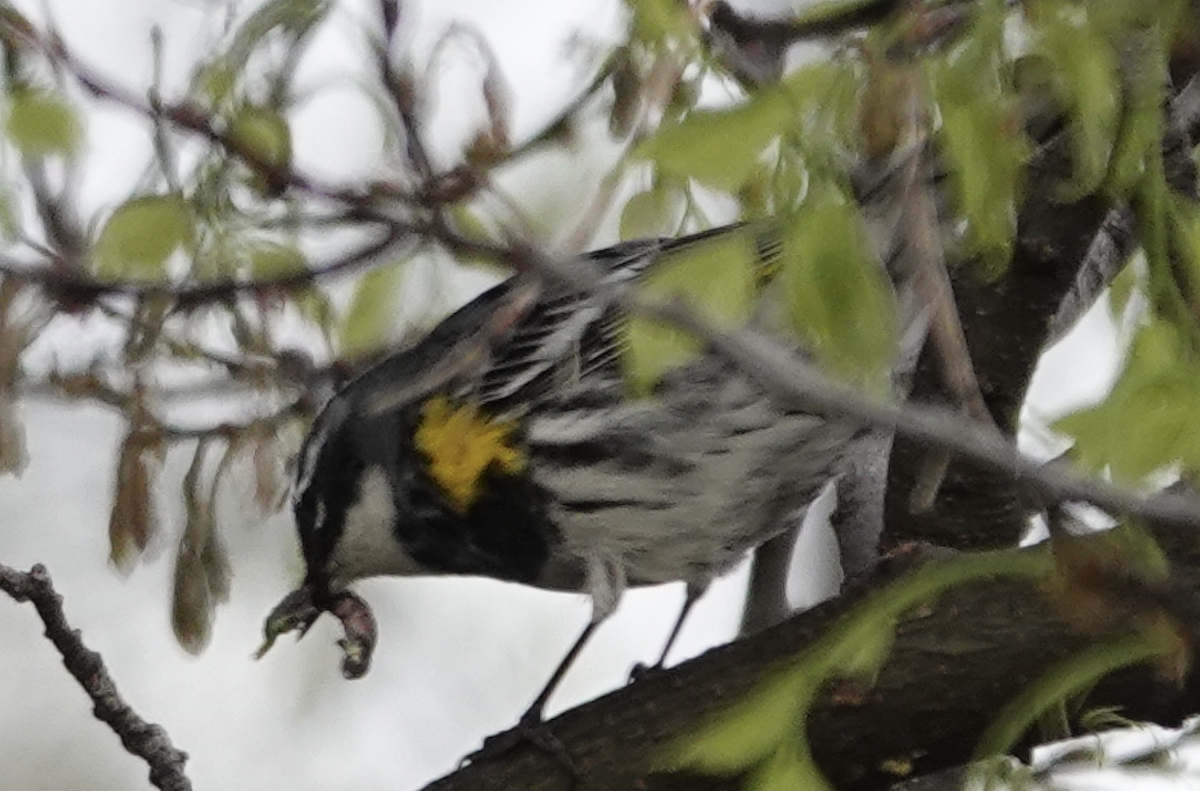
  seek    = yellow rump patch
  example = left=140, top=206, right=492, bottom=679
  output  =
left=413, top=396, right=525, bottom=513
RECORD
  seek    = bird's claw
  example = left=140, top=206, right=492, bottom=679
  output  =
left=461, top=712, right=578, bottom=780
left=627, top=660, right=666, bottom=685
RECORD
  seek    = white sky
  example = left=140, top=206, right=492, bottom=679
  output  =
left=0, top=2, right=1187, bottom=791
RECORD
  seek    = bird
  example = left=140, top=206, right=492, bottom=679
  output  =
left=272, top=222, right=864, bottom=733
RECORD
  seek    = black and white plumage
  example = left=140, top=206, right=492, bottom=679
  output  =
left=281, top=224, right=862, bottom=722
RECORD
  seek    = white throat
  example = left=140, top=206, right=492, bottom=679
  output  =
left=327, top=466, right=423, bottom=584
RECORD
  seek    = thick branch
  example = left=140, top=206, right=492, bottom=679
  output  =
left=884, top=144, right=1114, bottom=550
left=0, top=563, right=192, bottom=791
left=882, top=77, right=1200, bottom=553
left=423, top=527, right=1200, bottom=791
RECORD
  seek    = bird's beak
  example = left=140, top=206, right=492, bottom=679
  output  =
left=255, top=583, right=322, bottom=659
left=255, top=581, right=378, bottom=679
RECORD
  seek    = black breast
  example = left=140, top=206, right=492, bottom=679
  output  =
left=393, top=411, right=563, bottom=585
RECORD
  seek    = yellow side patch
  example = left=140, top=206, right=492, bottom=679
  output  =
left=413, top=396, right=525, bottom=513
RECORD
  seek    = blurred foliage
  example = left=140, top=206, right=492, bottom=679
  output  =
left=228, top=104, right=293, bottom=173
left=626, top=226, right=759, bottom=393
left=779, top=184, right=895, bottom=383
left=4, top=88, right=80, bottom=157
left=337, top=260, right=408, bottom=360
left=93, top=195, right=197, bottom=280
left=665, top=549, right=1055, bottom=790
left=927, top=0, right=1026, bottom=274
left=0, top=0, right=1198, bottom=786
left=1057, top=319, right=1200, bottom=480
left=171, top=438, right=231, bottom=654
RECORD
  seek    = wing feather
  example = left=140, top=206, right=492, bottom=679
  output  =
left=294, top=224, right=773, bottom=499
left=328, top=224, right=771, bottom=420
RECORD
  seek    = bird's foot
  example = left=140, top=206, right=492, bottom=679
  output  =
left=461, top=711, right=578, bottom=778
left=627, top=660, right=667, bottom=685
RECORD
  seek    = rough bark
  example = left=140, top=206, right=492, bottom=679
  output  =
left=882, top=148, right=1114, bottom=552
left=881, top=86, right=1200, bottom=555
left=421, top=526, right=1200, bottom=791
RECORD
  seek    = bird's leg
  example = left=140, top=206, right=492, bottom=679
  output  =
left=629, top=584, right=702, bottom=683
left=464, top=619, right=601, bottom=770
left=518, top=619, right=599, bottom=726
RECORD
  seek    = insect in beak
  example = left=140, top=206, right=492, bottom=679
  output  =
left=256, top=583, right=378, bottom=679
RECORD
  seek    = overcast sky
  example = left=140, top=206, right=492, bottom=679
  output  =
left=0, top=2, right=1177, bottom=791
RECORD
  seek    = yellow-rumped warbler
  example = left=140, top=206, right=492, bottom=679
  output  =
left=261, top=223, right=864, bottom=729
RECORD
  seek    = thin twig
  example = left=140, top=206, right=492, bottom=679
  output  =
left=0, top=21, right=365, bottom=206
left=481, top=239, right=1200, bottom=532
left=0, top=562, right=192, bottom=791
left=645, top=298, right=1200, bottom=530
left=0, top=222, right=413, bottom=306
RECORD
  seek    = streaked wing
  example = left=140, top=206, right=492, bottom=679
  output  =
left=294, top=223, right=771, bottom=511
left=473, top=237, right=663, bottom=410
left=474, top=224, right=776, bottom=412
left=328, top=223, right=769, bottom=422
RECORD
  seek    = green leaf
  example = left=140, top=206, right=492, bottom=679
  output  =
left=627, top=0, right=692, bottom=42
left=779, top=60, right=860, bottom=141
left=1106, top=48, right=1163, bottom=197
left=619, top=185, right=681, bottom=240
left=974, top=633, right=1175, bottom=759
left=5, top=89, right=81, bottom=157
left=745, top=737, right=831, bottom=791
left=93, top=195, right=196, bottom=280
left=248, top=238, right=306, bottom=278
left=665, top=548, right=1051, bottom=782
left=928, top=2, right=1026, bottom=274
left=296, top=288, right=336, bottom=346
left=667, top=668, right=813, bottom=774
left=1110, top=379, right=1196, bottom=479
left=1062, top=374, right=1195, bottom=482
left=197, top=63, right=238, bottom=106
left=193, top=0, right=329, bottom=110
left=224, top=0, right=328, bottom=71
left=1102, top=520, right=1170, bottom=581
left=1032, top=7, right=1121, bottom=197
left=779, top=188, right=895, bottom=382
left=1107, top=261, right=1138, bottom=320
left=338, top=263, right=408, bottom=358
left=1055, top=319, right=1200, bottom=480
left=624, top=228, right=759, bottom=393
left=637, top=91, right=793, bottom=191
left=1168, top=195, right=1200, bottom=307
left=829, top=608, right=897, bottom=680
left=936, top=101, right=1024, bottom=273
left=229, top=105, right=292, bottom=170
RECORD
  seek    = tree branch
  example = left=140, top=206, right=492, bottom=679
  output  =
left=471, top=233, right=1200, bottom=534
left=882, top=67, right=1200, bottom=552
left=0, top=562, right=192, bottom=791
left=641, top=298, right=1200, bottom=531
left=422, top=523, right=1200, bottom=791
left=0, top=221, right=414, bottom=307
